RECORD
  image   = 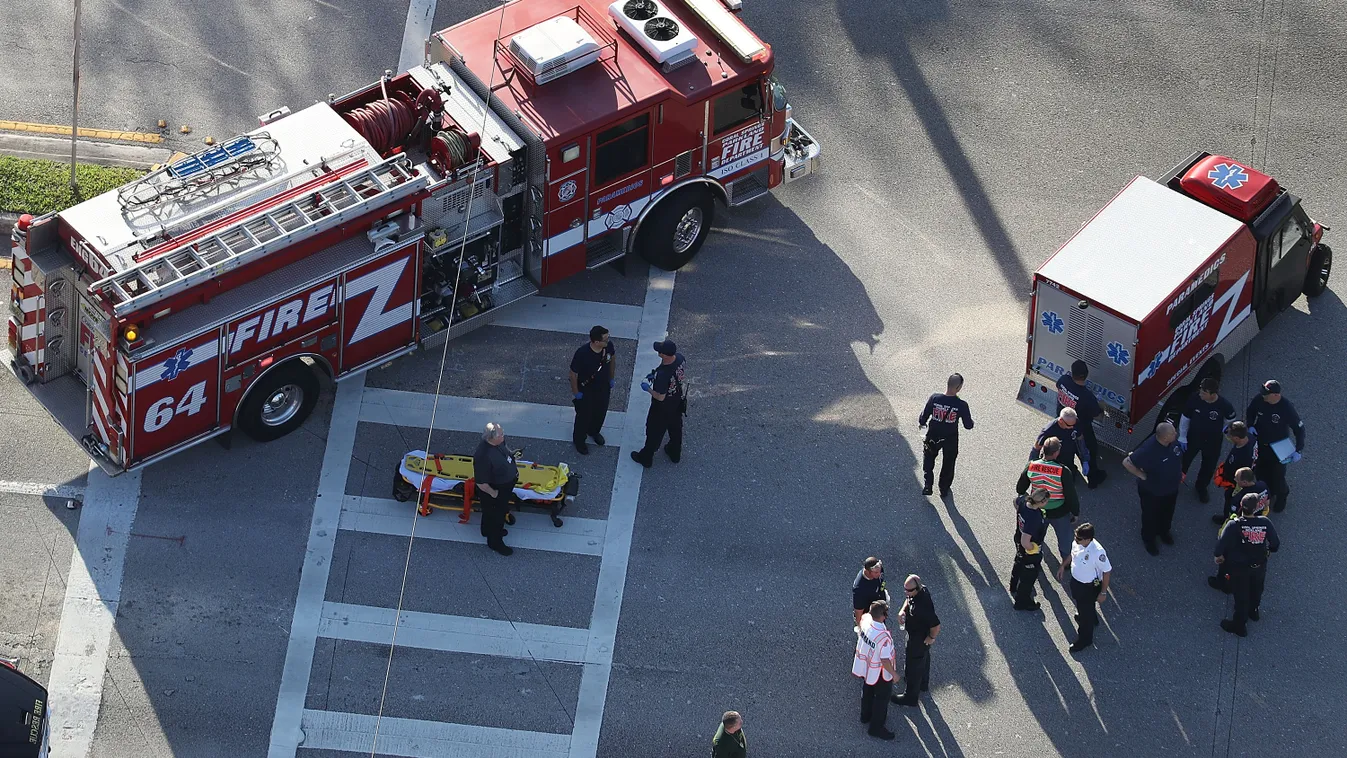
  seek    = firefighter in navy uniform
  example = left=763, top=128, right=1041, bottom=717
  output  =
left=1178, top=377, right=1237, bottom=503
left=1009, top=486, right=1051, bottom=610
left=918, top=373, right=974, bottom=497
left=1033, top=408, right=1092, bottom=484
left=570, top=325, right=616, bottom=455
left=1055, top=360, right=1108, bottom=488
left=1212, top=422, right=1258, bottom=511
left=631, top=340, right=686, bottom=468
left=1208, top=469, right=1271, bottom=592
left=1215, top=492, right=1281, bottom=637
left=1245, top=380, right=1305, bottom=512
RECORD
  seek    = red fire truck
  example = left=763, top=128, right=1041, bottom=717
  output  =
left=5, top=0, right=820, bottom=474
left=1018, top=152, right=1332, bottom=451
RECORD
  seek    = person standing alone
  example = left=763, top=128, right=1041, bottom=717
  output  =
left=570, top=325, right=616, bottom=455
left=711, top=710, right=747, bottom=758
left=918, top=373, right=974, bottom=497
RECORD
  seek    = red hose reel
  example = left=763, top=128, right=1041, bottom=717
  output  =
left=341, top=88, right=443, bottom=155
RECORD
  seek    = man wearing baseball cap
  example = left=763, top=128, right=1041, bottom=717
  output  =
left=1244, top=380, right=1305, bottom=513
left=631, top=340, right=686, bottom=467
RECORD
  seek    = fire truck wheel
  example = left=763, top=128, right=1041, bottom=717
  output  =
left=1304, top=244, right=1332, bottom=297
left=237, top=361, right=320, bottom=442
left=637, top=188, right=715, bottom=271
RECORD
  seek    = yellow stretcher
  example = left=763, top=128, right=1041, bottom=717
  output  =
left=391, top=449, right=579, bottom=527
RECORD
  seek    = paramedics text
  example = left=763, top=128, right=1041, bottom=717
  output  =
left=1035, top=357, right=1127, bottom=409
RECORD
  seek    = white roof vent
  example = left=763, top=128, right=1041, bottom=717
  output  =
left=508, top=16, right=604, bottom=84
left=608, top=0, right=699, bottom=72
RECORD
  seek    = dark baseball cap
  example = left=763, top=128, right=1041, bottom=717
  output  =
left=1261, top=380, right=1282, bottom=395
left=653, top=340, right=678, bottom=356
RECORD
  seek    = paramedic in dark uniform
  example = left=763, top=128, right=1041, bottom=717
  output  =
left=1178, top=377, right=1237, bottom=503
left=1009, top=486, right=1051, bottom=611
left=631, top=340, right=686, bottom=468
left=1055, top=360, right=1108, bottom=488
left=892, top=575, right=940, bottom=707
left=1212, top=421, right=1258, bottom=519
left=570, top=325, right=616, bottom=455
left=918, top=373, right=974, bottom=497
left=1121, top=422, right=1184, bottom=556
left=1245, top=380, right=1305, bottom=513
left=1033, top=408, right=1091, bottom=484
left=1215, top=493, right=1280, bottom=637
left=473, top=422, right=516, bottom=556
left=1208, top=470, right=1271, bottom=591
left=852, top=557, right=890, bottom=632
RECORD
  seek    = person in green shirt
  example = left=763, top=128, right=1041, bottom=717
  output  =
left=712, top=710, right=747, bottom=757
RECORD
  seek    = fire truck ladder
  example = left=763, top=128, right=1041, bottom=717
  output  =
left=90, top=157, right=428, bottom=319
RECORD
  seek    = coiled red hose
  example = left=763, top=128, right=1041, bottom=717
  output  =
left=342, top=90, right=442, bottom=155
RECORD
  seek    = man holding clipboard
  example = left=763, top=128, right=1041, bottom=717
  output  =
left=1245, top=380, right=1305, bottom=513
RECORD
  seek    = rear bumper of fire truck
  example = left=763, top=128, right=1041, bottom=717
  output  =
left=780, top=118, right=821, bottom=183
left=4, top=351, right=124, bottom=476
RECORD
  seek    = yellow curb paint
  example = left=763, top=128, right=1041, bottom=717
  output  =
left=0, top=120, right=163, bottom=144
left=0, top=258, right=11, bottom=270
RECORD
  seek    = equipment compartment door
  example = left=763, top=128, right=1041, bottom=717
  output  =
left=129, top=331, right=222, bottom=463
left=339, top=241, right=419, bottom=373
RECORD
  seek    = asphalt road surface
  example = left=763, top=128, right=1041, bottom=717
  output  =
left=2, top=0, right=1346, bottom=756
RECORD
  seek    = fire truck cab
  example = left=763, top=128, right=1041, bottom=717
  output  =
left=1018, top=152, right=1332, bottom=451
left=6, top=0, right=820, bottom=474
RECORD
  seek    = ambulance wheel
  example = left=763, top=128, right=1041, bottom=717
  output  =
left=238, top=361, right=320, bottom=442
left=1304, top=244, right=1332, bottom=297
left=637, top=188, right=715, bottom=271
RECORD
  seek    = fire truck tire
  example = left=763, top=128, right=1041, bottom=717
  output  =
left=237, top=361, right=320, bottom=442
left=1304, top=244, right=1332, bottom=297
left=636, top=188, right=715, bottom=271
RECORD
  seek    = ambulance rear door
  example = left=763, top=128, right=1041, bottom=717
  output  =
left=1019, top=275, right=1137, bottom=425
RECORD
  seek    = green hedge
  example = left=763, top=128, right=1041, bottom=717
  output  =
left=0, top=155, right=144, bottom=215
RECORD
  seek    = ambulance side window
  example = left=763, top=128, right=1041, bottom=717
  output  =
left=712, top=84, right=763, bottom=134
left=593, top=114, right=650, bottom=186
left=1272, top=215, right=1308, bottom=266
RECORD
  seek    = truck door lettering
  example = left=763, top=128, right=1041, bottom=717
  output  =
left=304, top=286, right=333, bottom=322
left=143, top=380, right=209, bottom=433
left=1139, top=271, right=1250, bottom=387
left=1212, top=270, right=1252, bottom=345
left=229, top=284, right=336, bottom=356
left=346, top=256, right=413, bottom=345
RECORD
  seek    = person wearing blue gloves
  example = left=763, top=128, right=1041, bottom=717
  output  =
left=570, top=325, right=617, bottom=455
left=1178, top=377, right=1237, bottom=504
left=631, top=340, right=686, bottom=468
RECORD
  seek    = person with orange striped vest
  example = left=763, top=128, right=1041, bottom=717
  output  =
left=1016, top=437, right=1081, bottom=565
left=852, top=600, right=898, bottom=740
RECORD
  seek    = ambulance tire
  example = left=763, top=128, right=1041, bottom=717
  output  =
left=237, top=361, right=320, bottom=442
left=1303, top=244, right=1332, bottom=297
left=637, top=188, right=715, bottom=271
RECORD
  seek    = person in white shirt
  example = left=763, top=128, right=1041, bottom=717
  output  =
left=1056, top=522, right=1112, bottom=652
left=852, top=600, right=898, bottom=740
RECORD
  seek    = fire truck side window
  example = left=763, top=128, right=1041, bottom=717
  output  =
left=593, top=114, right=651, bottom=186
left=713, top=84, right=764, bottom=134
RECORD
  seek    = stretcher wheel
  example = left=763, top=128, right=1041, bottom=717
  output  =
left=505, top=512, right=516, bottom=526
left=550, top=514, right=563, bottom=528
left=393, top=488, right=410, bottom=502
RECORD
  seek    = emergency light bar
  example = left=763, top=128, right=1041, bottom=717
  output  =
left=680, top=0, right=765, bottom=62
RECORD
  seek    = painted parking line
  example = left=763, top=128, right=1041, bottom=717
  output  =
left=299, top=709, right=570, bottom=757
left=319, top=602, right=594, bottom=664
left=340, top=494, right=606, bottom=557
left=360, top=387, right=626, bottom=443
left=569, top=269, right=676, bottom=757
left=488, top=297, right=644, bottom=340
left=45, top=464, right=143, bottom=758
left=0, top=480, right=85, bottom=500
left=268, top=376, right=366, bottom=758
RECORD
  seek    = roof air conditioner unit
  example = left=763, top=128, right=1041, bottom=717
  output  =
left=608, top=0, right=699, bottom=72
left=509, top=16, right=604, bottom=84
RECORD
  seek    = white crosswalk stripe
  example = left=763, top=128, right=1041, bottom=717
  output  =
left=360, top=387, right=626, bottom=443
left=318, top=601, right=595, bottom=663
left=488, top=297, right=644, bottom=339
left=340, top=495, right=606, bottom=556
left=299, top=709, right=570, bottom=757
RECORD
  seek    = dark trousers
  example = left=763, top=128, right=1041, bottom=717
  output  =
left=860, top=676, right=893, bottom=731
left=1081, top=422, right=1103, bottom=481
left=637, top=400, right=682, bottom=462
left=900, top=642, right=930, bottom=699
left=479, top=488, right=510, bottom=544
left=922, top=436, right=959, bottom=490
left=1255, top=444, right=1289, bottom=511
left=1229, top=565, right=1267, bottom=631
left=1138, top=488, right=1178, bottom=542
left=572, top=386, right=610, bottom=445
left=1070, top=578, right=1100, bottom=645
left=1182, top=438, right=1223, bottom=493
left=1010, top=549, right=1044, bottom=607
